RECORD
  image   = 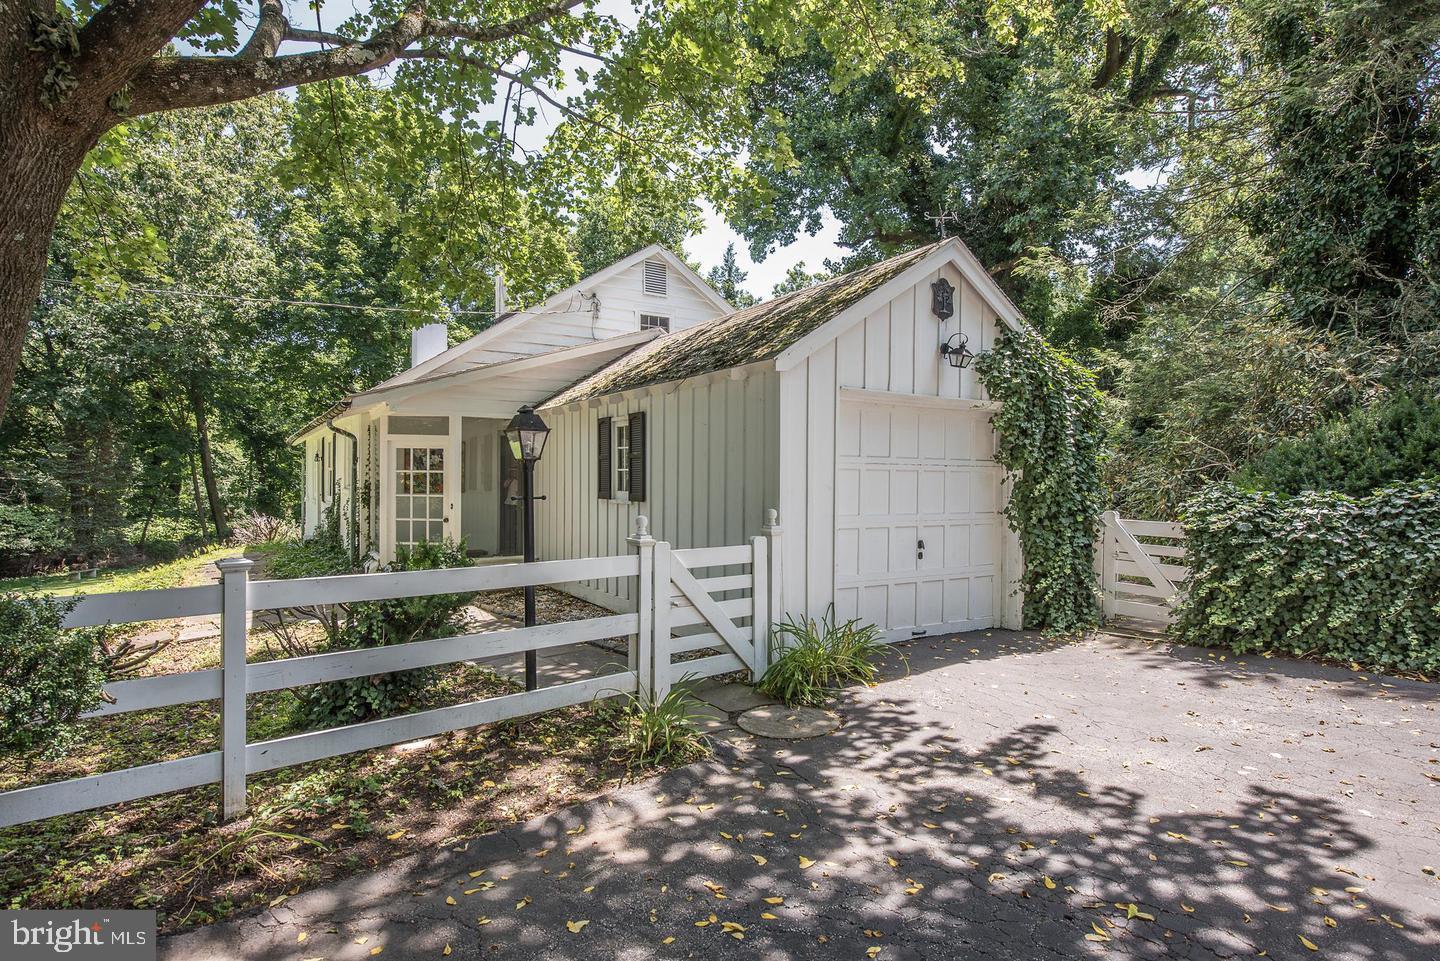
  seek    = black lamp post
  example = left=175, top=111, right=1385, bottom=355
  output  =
left=504, top=405, right=550, bottom=691
left=940, top=332, right=975, bottom=369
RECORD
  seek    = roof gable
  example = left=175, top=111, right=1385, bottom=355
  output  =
left=542, top=238, right=1023, bottom=407
left=371, top=245, right=729, bottom=392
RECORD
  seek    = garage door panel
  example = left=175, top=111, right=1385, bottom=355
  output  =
left=837, top=401, right=1003, bottom=639
left=892, top=470, right=919, bottom=514
left=860, top=469, right=890, bottom=513
left=918, top=470, right=945, bottom=513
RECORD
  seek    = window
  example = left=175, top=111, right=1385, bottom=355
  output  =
left=394, top=446, right=445, bottom=547
left=596, top=412, right=646, bottom=502
left=614, top=421, right=630, bottom=497
left=640, top=313, right=670, bottom=332
left=643, top=259, right=667, bottom=296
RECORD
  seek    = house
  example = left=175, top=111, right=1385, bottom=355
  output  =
left=294, top=238, right=1027, bottom=640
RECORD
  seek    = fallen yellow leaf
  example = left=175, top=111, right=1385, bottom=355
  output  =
left=445, top=896, right=456, bottom=906
left=799, top=856, right=816, bottom=869
left=1299, top=935, right=1318, bottom=951
left=387, top=830, right=405, bottom=840
left=443, top=946, right=452, bottom=957
left=763, top=897, right=784, bottom=905
left=1042, top=876, right=1056, bottom=890
left=752, top=854, right=768, bottom=866
left=566, top=920, right=590, bottom=933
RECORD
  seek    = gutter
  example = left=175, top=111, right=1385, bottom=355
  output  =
left=327, top=416, right=361, bottom=565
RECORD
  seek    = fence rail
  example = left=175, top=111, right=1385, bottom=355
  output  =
left=1, top=513, right=783, bottom=830
left=1095, top=510, right=1189, bottom=625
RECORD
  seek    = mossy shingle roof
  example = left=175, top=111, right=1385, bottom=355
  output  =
left=542, top=241, right=945, bottom=407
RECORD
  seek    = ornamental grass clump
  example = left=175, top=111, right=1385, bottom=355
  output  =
left=601, top=681, right=710, bottom=771
left=757, top=611, right=886, bottom=707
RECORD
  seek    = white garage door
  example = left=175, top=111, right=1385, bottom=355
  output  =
left=834, top=400, right=1004, bottom=641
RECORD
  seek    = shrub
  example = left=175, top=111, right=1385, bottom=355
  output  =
left=601, top=681, right=710, bottom=771
left=757, top=611, right=886, bottom=707
left=230, top=512, right=300, bottom=545
left=1237, top=390, right=1440, bottom=497
left=1174, top=480, right=1440, bottom=674
left=0, top=503, right=67, bottom=574
left=293, top=540, right=474, bottom=726
left=0, top=594, right=108, bottom=758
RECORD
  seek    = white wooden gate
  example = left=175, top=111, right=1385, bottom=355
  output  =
left=1095, top=510, right=1189, bottom=626
left=629, top=510, right=783, bottom=700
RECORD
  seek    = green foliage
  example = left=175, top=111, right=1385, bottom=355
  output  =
left=0, top=505, right=67, bottom=573
left=294, top=540, right=474, bottom=727
left=705, top=244, right=758, bottom=307
left=977, top=327, right=1105, bottom=631
left=0, top=594, right=107, bottom=758
left=1237, top=391, right=1440, bottom=497
left=1104, top=313, right=1357, bottom=518
left=757, top=611, right=886, bottom=707
left=1174, top=481, right=1440, bottom=674
left=601, top=681, right=710, bottom=771
left=261, top=536, right=353, bottom=582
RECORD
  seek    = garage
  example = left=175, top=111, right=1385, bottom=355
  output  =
left=833, top=398, right=1004, bottom=641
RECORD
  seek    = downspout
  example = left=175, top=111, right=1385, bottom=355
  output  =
left=328, top=418, right=361, bottom=566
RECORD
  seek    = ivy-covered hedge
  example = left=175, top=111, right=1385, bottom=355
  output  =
left=977, top=326, right=1106, bottom=631
left=1174, top=480, right=1440, bottom=673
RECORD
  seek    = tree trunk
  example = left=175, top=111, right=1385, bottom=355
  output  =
left=187, top=450, right=209, bottom=540
left=186, top=378, right=230, bottom=539
left=0, top=104, right=103, bottom=424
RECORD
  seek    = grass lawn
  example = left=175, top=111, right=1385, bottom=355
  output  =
left=0, top=544, right=248, bottom=597
left=0, top=591, right=697, bottom=933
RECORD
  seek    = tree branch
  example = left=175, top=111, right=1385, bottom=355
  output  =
left=72, top=0, right=209, bottom=103
left=240, top=0, right=288, bottom=59
left=121, top=0, right=587, bottom=119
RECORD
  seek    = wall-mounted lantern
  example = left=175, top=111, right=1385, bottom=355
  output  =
left=940, top=332, right=974, bottom=369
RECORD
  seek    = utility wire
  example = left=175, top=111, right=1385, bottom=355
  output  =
left=41, top=277, right=505, bottom=317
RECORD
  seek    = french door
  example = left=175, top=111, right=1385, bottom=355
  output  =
left=393, top=445, right=447, bottom=549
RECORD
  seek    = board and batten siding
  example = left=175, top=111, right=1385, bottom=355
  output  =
left=776, top=261, right=1024, bottom=630
left=447, top=260, right=725, bottom=369
left=534, top=368, right=779, bottom=612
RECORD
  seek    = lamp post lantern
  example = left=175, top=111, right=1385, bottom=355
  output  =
left=504, top=405, right=551, bottom=691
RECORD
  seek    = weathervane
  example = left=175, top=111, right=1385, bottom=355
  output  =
left=924, top=209, right=960, bottom=238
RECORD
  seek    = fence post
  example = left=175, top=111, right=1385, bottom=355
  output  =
left=627, top=515, right=655, bottom=702
left=761, top=508, right=783, bottom=663
left=749, top=533, right=769, bottom=683
left=1099, top=511, right=1117, bottom=620
left=216, top=556, right=253, bottom=821
left=651, top=539, right=672, bottom=702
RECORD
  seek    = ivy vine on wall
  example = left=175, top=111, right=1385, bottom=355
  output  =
left=976, top=326, right=1106, bottom=632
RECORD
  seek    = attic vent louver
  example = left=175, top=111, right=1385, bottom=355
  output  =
left=643, top=259, right=667, bottom=296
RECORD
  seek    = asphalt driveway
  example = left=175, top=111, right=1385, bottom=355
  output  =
left=162, top=630, right=1440, bottom=960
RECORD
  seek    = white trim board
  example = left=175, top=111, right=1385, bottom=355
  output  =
left=837, top=387, right=1001, bottom=412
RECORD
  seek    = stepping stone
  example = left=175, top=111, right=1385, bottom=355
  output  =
left=736, top=705, right=840, bottom=740
left=695, top=681, right=775, bottom=714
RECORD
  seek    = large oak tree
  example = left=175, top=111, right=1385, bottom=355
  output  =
left=0, top=0, right=965, bottom=422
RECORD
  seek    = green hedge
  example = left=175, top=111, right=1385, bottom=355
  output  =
left=1174, top=480, right=1440, bottom=673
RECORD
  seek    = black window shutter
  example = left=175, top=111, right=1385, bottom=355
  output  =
left=627, top=411, right=646, bottom=502
left=597, top=417, right=612, bottom=499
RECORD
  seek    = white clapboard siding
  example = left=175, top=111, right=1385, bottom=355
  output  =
left=1096, top=511, right=1189, bottom=626
left=534, top=369, right=779, bottom=613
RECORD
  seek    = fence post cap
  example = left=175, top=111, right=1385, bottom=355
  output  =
left=762, top=508, right=782, bottom=534
left=627, top=514, right=654, bottom=544
left=215, top=556, right=256, bottom=574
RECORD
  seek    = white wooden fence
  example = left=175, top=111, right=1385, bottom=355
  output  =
left=0, top=513, right=782, bottom=829
left=1095, top=510, right=1189, bottom=625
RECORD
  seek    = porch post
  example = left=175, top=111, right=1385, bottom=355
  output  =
left=216, top=556, right=253, bottom=821
left=628, top=515, right=655, bottom=701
